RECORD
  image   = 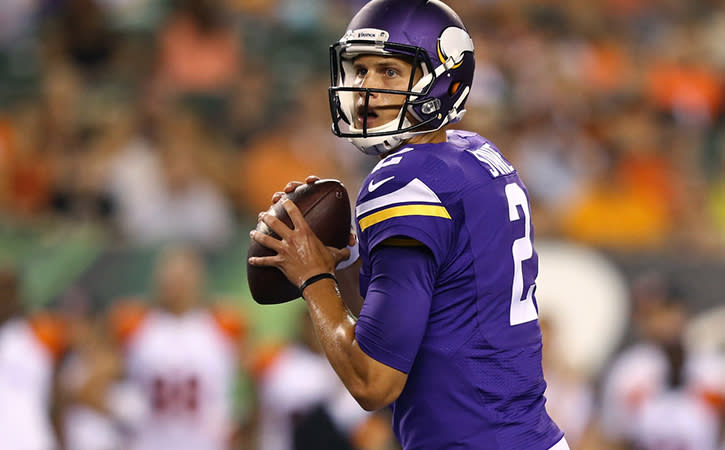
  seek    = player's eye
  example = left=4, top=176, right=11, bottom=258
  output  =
left=354, top=67, right=368, bottom=78
left=385, top=68, right=399, bottom=78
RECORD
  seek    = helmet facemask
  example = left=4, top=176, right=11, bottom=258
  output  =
left=329, top=40, right=443, bottom=155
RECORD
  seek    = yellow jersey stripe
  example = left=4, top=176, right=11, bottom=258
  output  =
left=359, top=204, right=451, bottom=231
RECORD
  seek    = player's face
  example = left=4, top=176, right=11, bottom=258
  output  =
left=351, top=54, right=421, bottom=129
left=156, top=251, right=203, bottom=314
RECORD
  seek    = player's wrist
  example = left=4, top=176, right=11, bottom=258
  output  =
left=299, top=272, right=338, bottom=299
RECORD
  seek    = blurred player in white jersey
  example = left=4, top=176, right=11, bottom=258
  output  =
left=0, top=265, right=67, bottom=450
left=110, top=246, right=247, bottom=450
left=253, top=309, right=394, bottom=450
left=600, top=275, right=725, bottom=449
left=633, top=354, right=724, bottom=450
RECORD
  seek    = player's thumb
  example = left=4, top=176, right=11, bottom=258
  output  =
left=333, top=238, right=359, bottom=270
left=329, top=246, right=351, bottom=265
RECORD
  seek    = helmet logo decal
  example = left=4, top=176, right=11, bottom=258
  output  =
left=436, top=27, right=474, bottom=69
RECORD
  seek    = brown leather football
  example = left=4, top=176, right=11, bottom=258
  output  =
left=247, top=179, right=351, bottom=304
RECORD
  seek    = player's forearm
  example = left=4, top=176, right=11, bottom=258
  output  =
left=335, top=259, right=364, bottom=317
left=303, top=279, right=397, bottom=410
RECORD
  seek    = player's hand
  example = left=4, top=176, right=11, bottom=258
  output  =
left=249, top=198, right=351, bottom=289
left=270, top=175, right=320, bottom=204
left=336, top=228, right=358, bottom=270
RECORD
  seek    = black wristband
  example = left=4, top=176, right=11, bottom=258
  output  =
left=299, top=272, right=337, bottom=297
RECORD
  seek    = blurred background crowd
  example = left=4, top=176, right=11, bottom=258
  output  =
left=0, top=0, right=724, bottom=448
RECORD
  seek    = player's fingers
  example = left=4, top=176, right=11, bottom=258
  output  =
left=280, top=198, right=309, bottom=232
left=348, top=232, right=356, bottom=247
left=329, top=246, right=351, bottom=265
left=249, top=230, right=283, bottom=252
left=305, top=175, right=320, bottom=184
left=260, top=213, right=293, bottom=240
left=248, top=254, right=283, bottom=267
left=283, top=181, right=304, bottom=194
left=271, top=191, right=285, bottom=204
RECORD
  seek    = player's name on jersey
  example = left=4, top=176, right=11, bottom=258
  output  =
left=467, top=143, right=514, bottom=178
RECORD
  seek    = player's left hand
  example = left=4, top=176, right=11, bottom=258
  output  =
left=248, top=198, right=351, bottom=289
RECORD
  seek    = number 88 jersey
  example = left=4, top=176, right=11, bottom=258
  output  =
left=353, top=129, right=564, bottom=449
left=112, top=302, right=244, bottom=450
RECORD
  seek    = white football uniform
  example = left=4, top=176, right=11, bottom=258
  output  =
left=600, top=343, right=668, bottom=440
left=256, top=344, right=371, bottom=450
left=634, top=388, right=720, bottom=450
left=0, top=318, right=63, bottom=450
left=601, top=342, right=725, bottom=446
left=122, top=308, right=241, bottom=450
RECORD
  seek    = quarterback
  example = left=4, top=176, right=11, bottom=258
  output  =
left=249, top=1, right=569, bottom=448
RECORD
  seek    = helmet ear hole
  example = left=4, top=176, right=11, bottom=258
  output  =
left=449, top=81, right=461, bottom=96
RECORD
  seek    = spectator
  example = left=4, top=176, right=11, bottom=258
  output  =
left=107, top=111, right=235, bottom=249
left=0, top=0, right=39, bottom=47
left=235, top=79, right=359, bottom=216
left=57, top=0, right=118, bottom=75
left=154, top=0, right=241, bottom=95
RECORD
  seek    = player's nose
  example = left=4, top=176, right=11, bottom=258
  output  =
left=357, top=74, right=379, bottom=97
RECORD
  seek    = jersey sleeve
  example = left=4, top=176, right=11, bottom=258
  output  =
left=356, top=159, right=454, bottom=265
left=354, top=244, right=436, bottom=374
left=108, top=298, right=149, bottom=347
left=29, top=312, right=68, bottom=362
left=210, top=303, right=248, bottom=342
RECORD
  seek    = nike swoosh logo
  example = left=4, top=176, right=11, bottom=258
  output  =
left=368, top=176, right=395, bottom=192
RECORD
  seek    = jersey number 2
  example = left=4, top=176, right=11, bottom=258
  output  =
left=505, top=183, right=538, bottom=326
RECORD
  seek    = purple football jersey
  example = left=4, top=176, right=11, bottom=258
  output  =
left=353, top=130, right=564, bottom=449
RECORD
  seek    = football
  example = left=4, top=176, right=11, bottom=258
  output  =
left=247, top=179, right=351, bottom=304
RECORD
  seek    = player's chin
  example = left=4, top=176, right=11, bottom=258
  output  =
left=357, top=114, right=404, bottom=130
left=355, top=115, right=379, bottom=129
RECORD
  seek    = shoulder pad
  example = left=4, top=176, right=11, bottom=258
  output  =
left=210, top=303, right=247, bottom=341
left=29, top=312, right=68, bottom=361
left=108, top=298, right=149, bottom=345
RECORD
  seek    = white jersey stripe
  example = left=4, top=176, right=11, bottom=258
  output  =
left=356, top=178, right=442, bottom=218
left=371, top=147, right=415, bottom=173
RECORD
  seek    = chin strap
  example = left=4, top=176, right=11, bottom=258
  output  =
left=349, top=133, right=411, bottom=155
left=348, top=112, right=415, bottom=155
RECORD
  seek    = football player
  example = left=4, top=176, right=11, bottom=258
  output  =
left=600, top=278, right=725, bottom=449
left=110, top=246, right=246, bottom=450
left=252, top=309, right=394, bottom=450
left=0, top=265, right=67, bottom=450
left=248, top=1, right=569, bottom=448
